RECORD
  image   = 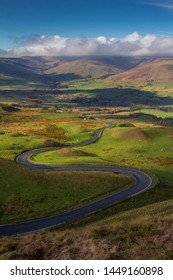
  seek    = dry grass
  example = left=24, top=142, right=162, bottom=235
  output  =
left=53, top=148, right=95, bottom=157
left=1, top=210, right=173, bottom=260
left=149, top=157, right=173, bottom=166
left=114, top=127, right=148, bottom=141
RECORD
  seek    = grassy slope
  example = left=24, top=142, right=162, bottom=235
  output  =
left=0, top=107, right=173, bottom=260
left=55, top=59, right=173, bottom=106
left=107, top=60, right=173, bottom=82
left=1, top=57, right=173, bottom=259
left=59, top=78, right=173, bottom=107
left=115, top=108, right=173, bottom=118
left=0, top=158, right=132, bottom=224
left=0, top=109, right=105, bottom=159
left=1, top=57, right=173, bottom=106
left=33, top=124, right=173, bottom=186
left=0, top=108, right=135, bottom=224
left=1, top=192, right=173, bottom=259
left=106, top=60, right=173, bottom=98
left=46, top=59, right=122, bottom=79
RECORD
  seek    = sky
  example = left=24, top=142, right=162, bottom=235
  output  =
left=0, top=0, right=173, bottom=56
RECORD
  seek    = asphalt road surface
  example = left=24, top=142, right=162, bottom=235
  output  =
left=0, top=123, right=152, bottom=237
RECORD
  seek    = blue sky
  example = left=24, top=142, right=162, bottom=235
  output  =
left=0, top=0, right=173, bottom=56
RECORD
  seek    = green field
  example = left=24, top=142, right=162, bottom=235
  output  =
left=0, top=158, right=133, bottom=224
left=115, top=108, right=173, bottom=118
left=0, top=107, right=137, bottom=224
left=0, top=103, right=173, bottom=260
left=1, top=56, right=173, bottom=259
left=32, top=124, right=173, bottom=186
left=1, top=182, right=173, bottom=259
left=0, top=108, right=105, bottom=159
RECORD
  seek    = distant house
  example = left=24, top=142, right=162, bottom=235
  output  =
left=80, top=115, right=95, bottom=120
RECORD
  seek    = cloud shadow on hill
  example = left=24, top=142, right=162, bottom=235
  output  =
left=64, top=87, right=173, bottom=106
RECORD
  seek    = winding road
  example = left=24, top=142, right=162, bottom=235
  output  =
left=0, top=123, right=152, bottom=237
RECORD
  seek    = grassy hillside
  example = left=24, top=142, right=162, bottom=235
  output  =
left=1, top=56, right=173, bottom=260
left=0, top=108, right=173, bottom=259
left=1, top=56, right=173, bottom=106
left=46, top=59, right=123, bottom=79
left=58, top=59, right=173, bottom=105
left=33, top=124, right=173, bottom=186
left=1, top=184, right=173, bottom=259
left=107, top=59, right=173, bottom=82
left=0, top=158, right=132, bottom=224
left=0, top=108, right=105, bottom=159
left=0, top=57, right=45, bottom=87
left=2, top=108, right=138, bottom=225
left=0, top=55, right=160, bottom=87
left=106, top=59, right=173, bottom=98
left=114, top=108, right=173, bottom=118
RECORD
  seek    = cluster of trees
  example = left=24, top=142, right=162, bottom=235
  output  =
left=160, top=107, right=173, bottom=112
left=156, top=118, right=173, bottom=127
left=1, top=104, right=20, bottom=112
left=111, top=112, right=173, bottom=127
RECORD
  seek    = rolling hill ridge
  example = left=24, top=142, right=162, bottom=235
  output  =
left=106, top=59, right=173, bottom=84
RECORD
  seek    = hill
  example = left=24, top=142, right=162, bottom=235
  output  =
left=45, top=59, right=122, bottom=79
left=106, top=59, right=173, bottom=102
left=0, top=55, right=159, bottom=83
left=0, top=57, right=48, bottom=88
left=1, top=56, right=173, bottom=105
left=0, top=57, right=45, bottom=79
left=106, top=59, right=173, bottom=91
left=44, top=56, right=157, bottom=79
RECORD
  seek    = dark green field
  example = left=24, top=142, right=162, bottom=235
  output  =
left=0, top=158, right=133, bottom=224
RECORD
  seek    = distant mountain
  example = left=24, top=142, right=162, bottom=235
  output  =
left=0, top=57, right=44, bottom=85
left=1, top=56, right=173, bottom=106
left=106, top=59, right=173, bottom=84
left=0, top=55, right=160, bottom=84
left=45, top=56, right=163, bottom=79
left=45, top=59, right=122, bottom=79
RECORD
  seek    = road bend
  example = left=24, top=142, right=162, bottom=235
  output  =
left=0, top=122, right=152, bottom=236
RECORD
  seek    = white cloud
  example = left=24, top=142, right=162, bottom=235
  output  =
left=97, top=36, right=108, bottom=44
left=140, top=34, right=157, bottom=47
left=123, top=32, right=141, bottom=42
left=1, top=32, right=173, bottom=57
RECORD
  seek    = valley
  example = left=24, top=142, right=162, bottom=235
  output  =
left=0, top=55, right=173, bottom=259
